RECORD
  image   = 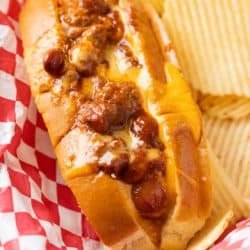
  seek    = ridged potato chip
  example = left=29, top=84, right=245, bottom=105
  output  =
left=198, top=94, right=250, bottom=120
left=204, top=115, right=250, bottom=204
left=208, top=146, right=250, bottom=218
left=162, top=0, right=250, bottom=96
left=187, top=146, right=249, bottom=249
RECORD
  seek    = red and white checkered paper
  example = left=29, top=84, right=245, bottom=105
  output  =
left=0, top=1, right=249, bottom=250
left=0, top=1, right=103, bottom=249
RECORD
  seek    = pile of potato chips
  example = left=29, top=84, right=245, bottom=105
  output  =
left=148, top=0, right=250, bottom=248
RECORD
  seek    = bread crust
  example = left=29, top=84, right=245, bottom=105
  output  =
left=20, top=0, right=56, bottom=50
left=20, top=0, right=212, bottom=249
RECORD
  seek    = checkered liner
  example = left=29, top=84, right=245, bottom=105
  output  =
left=0, top=1, right=249, bottom=250
left=210, top=219, right=250, bottom=250
left=0, top=1, right=102, bottom=249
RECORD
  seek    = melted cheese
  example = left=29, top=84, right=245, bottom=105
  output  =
left=113, top=128, right=161, bottom=163
left=61, top=0, right=202, bottom=206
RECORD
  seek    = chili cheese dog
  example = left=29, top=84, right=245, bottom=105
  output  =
left=20, top=0, right=212, bottom=249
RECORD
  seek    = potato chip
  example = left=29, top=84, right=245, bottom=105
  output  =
left=198, top=94, right=250, bottom=120
left=208, top=145, right=250, bottom=218
left=187, top=209, right=234, bottom=250
left=162, top=0, right=250, bottom=96
left=204, top=116, right=250, bottom=204
left=187, top=146, right=249, bottom=249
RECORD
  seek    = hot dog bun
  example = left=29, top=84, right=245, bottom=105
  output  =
left=20, top=0, right=212, bottom=249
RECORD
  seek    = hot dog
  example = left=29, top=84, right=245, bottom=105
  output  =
left=20, top=0, right=212, bottom=249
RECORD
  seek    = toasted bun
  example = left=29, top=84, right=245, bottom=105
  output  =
left=20, top=0, right=212, bottom=249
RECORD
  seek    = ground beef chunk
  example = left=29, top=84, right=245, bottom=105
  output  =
left=119, top=149, right=148, bottom=184
left=76, top=101, right=119, bottom=133
left=79, top=0, right=110, bottom=15
left=130, top=112, right=164, bottom=150
left=76, top=80, right=142, bottom=133
left=94, top=81, right=141, bottom=126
